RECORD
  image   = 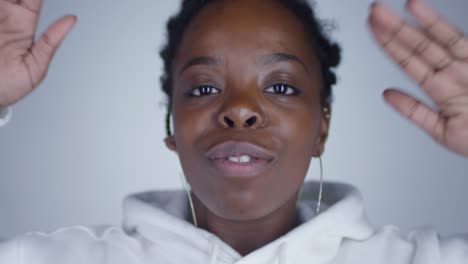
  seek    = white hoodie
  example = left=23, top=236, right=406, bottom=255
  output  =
left=0, top=181, right=467, bottom=264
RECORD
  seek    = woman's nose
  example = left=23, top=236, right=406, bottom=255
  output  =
left=217, top=95, right=266, bottom=129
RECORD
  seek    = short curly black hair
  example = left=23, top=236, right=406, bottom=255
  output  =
left=160, top=0, right=341, bottom=136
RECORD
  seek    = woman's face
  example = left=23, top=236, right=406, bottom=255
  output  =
left=167, top=0, right=329, bottom=221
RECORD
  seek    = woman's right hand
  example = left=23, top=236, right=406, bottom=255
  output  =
left=0, top=0, right=76, bottom=108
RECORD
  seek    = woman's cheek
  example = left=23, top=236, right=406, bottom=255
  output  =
left=277, top=108, right=320, bottom=149
left=174, top=103, right=214, bottom=141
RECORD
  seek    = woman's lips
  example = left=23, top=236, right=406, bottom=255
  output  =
left=209, top=158, right=271, bottom=178
left=205, top=141, right=275, bottom=178
left=206, top=141, right=275, bottom=160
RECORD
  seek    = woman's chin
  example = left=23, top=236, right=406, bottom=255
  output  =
left=204, top=193, right=281, bottom=222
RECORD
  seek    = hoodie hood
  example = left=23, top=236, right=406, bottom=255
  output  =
left=122, top=181, right=375, bottom=264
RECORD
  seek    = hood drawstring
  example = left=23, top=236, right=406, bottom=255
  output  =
left=279, top=242, right=288, bottom=264
left=209, top=238, right=220, bottom=264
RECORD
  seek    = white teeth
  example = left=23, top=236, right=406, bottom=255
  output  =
left=239, top=155, right=251, bottom=163
left=228, top=155, right=252, bottom=163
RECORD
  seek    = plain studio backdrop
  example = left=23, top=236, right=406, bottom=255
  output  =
left=1, top=0, right=467, bottom=239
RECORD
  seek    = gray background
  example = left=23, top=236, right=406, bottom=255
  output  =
left=0, top=0, right=467, bottom=239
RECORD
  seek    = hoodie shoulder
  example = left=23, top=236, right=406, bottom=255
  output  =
left=406, top=227, right=468, bottom=263
left=0, top=225, right=143, bottom=264
left=335, top=225, right=468, bottom=264
left=0, top=236, right=20, bottom=264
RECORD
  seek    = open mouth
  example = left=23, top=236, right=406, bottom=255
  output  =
left=206, top=141, right=275, bottom=178
left=225, top=155, right=258, bottom=163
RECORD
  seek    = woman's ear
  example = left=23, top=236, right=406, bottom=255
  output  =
left=164, top=136, right=177, bottom=152
left=312, top=104, right=331, bottom=157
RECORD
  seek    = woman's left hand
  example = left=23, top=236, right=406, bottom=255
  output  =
left=369, top=0, right=468, bottom=157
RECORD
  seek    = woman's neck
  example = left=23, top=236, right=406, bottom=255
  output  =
left=192, top=195, right=299, bottom=256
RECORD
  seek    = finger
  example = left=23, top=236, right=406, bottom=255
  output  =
left=383, top=89, right=446, bottom=144
left=17, top=0, right=42, bottom=13
left=369, top=2, right=454, bottom=71
left=0, top=0, right=18, bottom=12
left=371, top=26, right=465, bottom=105
left=23, top=15, right=76, bottom=85
left=406, top=0, right=468, bottom=60
left=0, top=0, right=41, bottom=13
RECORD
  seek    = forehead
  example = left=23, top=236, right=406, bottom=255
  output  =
left=174, top=0, right=318, bottom=70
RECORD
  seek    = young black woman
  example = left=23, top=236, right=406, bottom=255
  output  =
left=0, top=0, right=467, bottom=263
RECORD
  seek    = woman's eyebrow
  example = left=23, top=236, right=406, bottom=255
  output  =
left=259, top=52, right=308, bottom=72
left=178, top=53, right=308, bottom=76
left=179, top=56, right=220, bottom=76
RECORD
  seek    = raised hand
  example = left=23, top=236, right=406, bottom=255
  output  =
left=0, top=0, right=76, bottom=108
left=369, top=0, right=468, bottom=157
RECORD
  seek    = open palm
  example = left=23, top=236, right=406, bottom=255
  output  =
left=0, top=0, right=76, bottom=108
left=369, top=0, right=468, bottom=157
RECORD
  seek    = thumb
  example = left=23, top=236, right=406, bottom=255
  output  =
left=25, top=15, right=77, bottom=86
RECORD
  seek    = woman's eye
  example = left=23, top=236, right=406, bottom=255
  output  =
left=190, top=85, right=220, bottom=97
left=264, top=83, right=298, bottom=95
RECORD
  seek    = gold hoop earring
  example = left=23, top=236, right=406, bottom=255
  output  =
left=316, top=155, right=324, bottom=214
left=180, top=173, right=198, bottom=227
